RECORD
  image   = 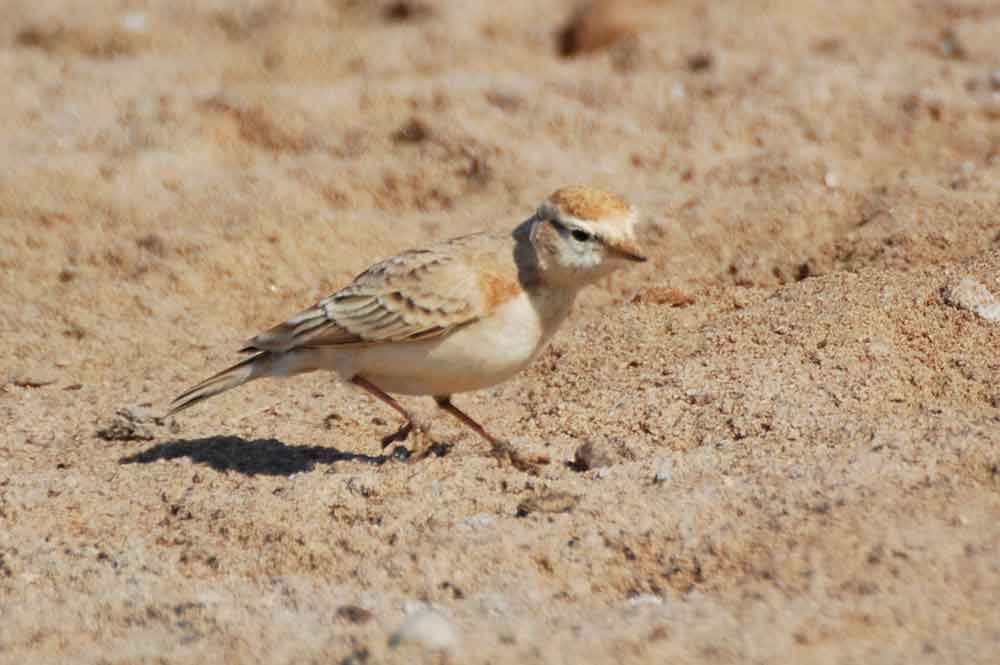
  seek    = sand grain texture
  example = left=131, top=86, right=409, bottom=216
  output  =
left=1, top=1, right=999, bottom=663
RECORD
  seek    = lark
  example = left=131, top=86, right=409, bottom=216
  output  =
left=168, top=186, right=646, bottom=468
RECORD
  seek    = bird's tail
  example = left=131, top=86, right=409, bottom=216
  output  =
left=167, top=352, right=274, bottom=416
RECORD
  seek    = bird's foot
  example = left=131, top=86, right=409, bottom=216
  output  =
left=381, top=421, right=414, bottom=448
left=488, top=440, right=550, bottom=475
left=381, top=420, right=445, bottom=462
left=404, top=421, right=448, bottom=463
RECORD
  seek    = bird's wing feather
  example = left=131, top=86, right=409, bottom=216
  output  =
left=244, top=233, right=514, bottom=352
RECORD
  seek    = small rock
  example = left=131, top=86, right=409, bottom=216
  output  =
left=458, top=513, right=496, bottom=529
left=824, top=171, right=840, bottom=189
left=685, top=389, right=714, bottom=406
left=97, top=406, right=173, bottom=442
left=119, top=12, right=147, bottom=32
left=337, top=605, right=374, bottom=624
left=573, top=440, right=613, bottom=471
left=557, top=0, right=638, bottom=57
left=942, top=277, right=1000, bottom=322
left=939, top=28, right=966, bottom=60
left=8, top=365, right=59, bottom=388
left=516, top=491, right=579, bottom=517
left=392, top=117, right=430, bottom=144
left=383, top=1, right=433, bottom=23
left=627, top=594, right=663, bottom=607
left=339, top=648, right=370, bottom=665
left=653, top=460, right=673, bottom=484
left=136, top=233, right=166, bottom=256
left=631, top=287, right=695, bottom=307
left=389, top=608, right=456, bottom=651
left=687, top=51, right=713, bottom=72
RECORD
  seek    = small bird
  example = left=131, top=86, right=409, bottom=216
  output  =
left=168, top=185, right=646, bottom=468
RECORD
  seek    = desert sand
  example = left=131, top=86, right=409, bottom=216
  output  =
left=1, top=1, right=999, bottom=663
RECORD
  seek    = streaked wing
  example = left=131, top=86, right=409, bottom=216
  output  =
left=244, top=234, right=502, bottom=352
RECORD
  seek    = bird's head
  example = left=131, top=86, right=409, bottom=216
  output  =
left=529, top=185, right=646, bottom=286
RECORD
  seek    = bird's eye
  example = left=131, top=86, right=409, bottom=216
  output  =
left=571, top=229, right=592, bottom=242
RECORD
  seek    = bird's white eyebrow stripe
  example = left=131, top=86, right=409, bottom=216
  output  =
left=550, top=218, right=585, bottom=233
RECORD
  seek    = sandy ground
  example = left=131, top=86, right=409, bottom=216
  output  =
left=2, top=0, right=1000, bottom=663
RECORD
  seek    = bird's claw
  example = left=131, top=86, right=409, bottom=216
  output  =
left=382, top=420, right=442, bottom=462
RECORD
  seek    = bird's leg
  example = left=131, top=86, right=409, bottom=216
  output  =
left=381, top=421, right=413, bottom=448
left=350, top=376, right=424, bottom=449
left=433, top=396, right=549, bottom=473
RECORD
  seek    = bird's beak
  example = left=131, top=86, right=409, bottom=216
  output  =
left=608, top=240, right=647, bottom=263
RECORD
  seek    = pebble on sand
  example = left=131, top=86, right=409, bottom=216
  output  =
left=942, top=277, right=1000, bottom=322
left=557, top=0, right=638, bottom=57
left=653, top=459, right=673, bottom=484
left=8, top=365, right=59, bottom=388
left=573, top=440, right=613, bottom=471
left=516, top=491, right=580, bottom=517
left=96, top=406, right=171, bottom=442
left=389, top=608, right=457, bottom=651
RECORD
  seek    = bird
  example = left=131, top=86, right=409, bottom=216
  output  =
left=167, top=185, right=647, bottom=469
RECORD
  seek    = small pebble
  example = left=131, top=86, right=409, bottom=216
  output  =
left=824, top=172, right=840, bottom=189
left=119, top=12, right=147, bottom=32
left=573, top=440, right=613, bottom=471
left=383, top=1, right=434, bottom=23
left=627, top=594, right=663, bottom=607
left=458, top=513, right=496, bottom=529
left=687, top=52, right=713, bottom=72
left=340, top=648, right=370, bottom=665
left=939, top=28, right=966, bottom=60
left=653, top=460, right=673, bottom=484
left=8, top=368, right=58, bottom=388
left=942, top=277, right=1000, bottom=322
left=557, top=0, right=638, bottom=57
left=336, top=605, right=374, bottom=625
left=389, top=608, right=456, bottom=651
left=516, top=491, right=579, bottom=517
left=392, top=117, right=430, bottom=144
left=685, top=389, right=714, bottom=406
left=97, top=406, right=172, bottom=442
left=632, top=287, right=695, bottom=307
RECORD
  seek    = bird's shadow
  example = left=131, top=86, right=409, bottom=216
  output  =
left=119, top=436, right=392, bottom=476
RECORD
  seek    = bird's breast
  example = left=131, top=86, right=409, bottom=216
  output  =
left=352, top=290, right=574, bottom=396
